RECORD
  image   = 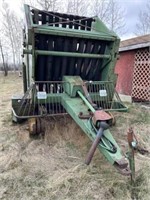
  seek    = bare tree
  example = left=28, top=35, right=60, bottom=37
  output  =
left=91, top=0, right=126, bottom=36
left=11, top=15, right=23, bottom=67
left=36, top=0, right=60, bottom=11
left=1, top=1, right=22, bottom=71
left=2, top=1, right=16, bottom=71
left=23, top=0, right=38, bottom=7
left=66, top=0, right=89, bottom=15
left=22, top=0, right=89, bottom=14
left=108, top=0, right=125, bottom=34
left=91, top=0, right=110, bottom=23
left=0, top=39, right=8, bottom=76
left=135, top=1, right=150, bottom=36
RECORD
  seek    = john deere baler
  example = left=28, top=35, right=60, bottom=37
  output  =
left=12, top=4, right=130, bottom=176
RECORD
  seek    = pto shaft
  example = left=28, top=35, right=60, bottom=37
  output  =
left=85, top=121, right=109, bottom=165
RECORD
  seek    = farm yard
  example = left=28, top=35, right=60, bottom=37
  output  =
left=0, top=73, right=149, bottom=200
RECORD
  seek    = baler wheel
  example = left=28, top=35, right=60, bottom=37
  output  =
left=28, top=118, right=45, bottom=137
left=28, top=118, right=36, bottom=136
left=36, top=118, right=45, bottom=134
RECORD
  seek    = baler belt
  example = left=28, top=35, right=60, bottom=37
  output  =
left=46, top=38, right=53, bottom=81
left=60, top=39, right=70, bottom=78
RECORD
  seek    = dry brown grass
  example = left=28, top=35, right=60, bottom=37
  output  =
left=0, top=73, right=150, bottom=200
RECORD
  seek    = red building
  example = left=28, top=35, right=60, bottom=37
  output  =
left=115, top=34, right=150, bottom=102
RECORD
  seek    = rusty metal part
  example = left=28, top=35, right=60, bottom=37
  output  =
left=137, top=147, right=149, bottom=155
left=114, top=158, right=131, bottom=176
left=114, top=163, right=131, bottom=176
left=78, top=111, right=93, bottom=119
left=85, top=121, right=109, bottom=165
left=127, top=127, right=137, bottom=182
left=93, top=110, right=112, bottom=122
left=127, top=127, right=133, bottom=146
left=115, top=157, right=128, bottom=168
left=127, top=127, right=138, bottom=147
left=92, top=110, right=112, bottom=128
left=81, top=84, right=97, bottom=108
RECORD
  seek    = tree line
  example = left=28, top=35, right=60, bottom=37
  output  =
left=0, top=0, right=149, bottom=76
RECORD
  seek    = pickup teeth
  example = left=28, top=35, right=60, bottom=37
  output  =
left=12, top=82, right=68, bottom=119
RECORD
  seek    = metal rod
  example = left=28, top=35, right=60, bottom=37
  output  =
left=77, top=91, right=95, bottom=113
left=85, top=121, right=109, bottom=165
left=127, top=128, right=136, bottom=184
left=33, top=27, right=115, bottom=41
left=85, top=127, right=104, bottom=165
left=23, top=49, right=111, bottom=59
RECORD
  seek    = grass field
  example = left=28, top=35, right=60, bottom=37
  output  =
left=0, top=73, right=150, bottom=200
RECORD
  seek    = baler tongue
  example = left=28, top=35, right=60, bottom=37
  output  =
left=114, top=158, right=131, bottom=176
left=60, top=76, right=130, bottom=176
